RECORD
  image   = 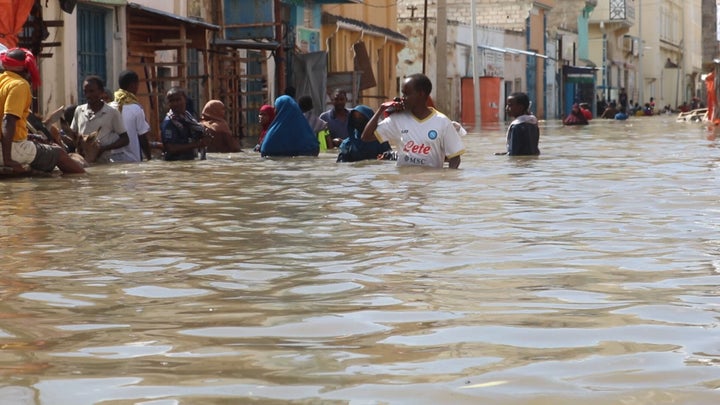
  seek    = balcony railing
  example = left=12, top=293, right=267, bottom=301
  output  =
left=609, top=0, right=635, bottom=23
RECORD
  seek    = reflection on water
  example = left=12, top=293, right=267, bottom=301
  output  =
left=2, top=116, right=720, bottom=404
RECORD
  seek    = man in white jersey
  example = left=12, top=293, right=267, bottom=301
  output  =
left=361, top=73, right=464, bottom=169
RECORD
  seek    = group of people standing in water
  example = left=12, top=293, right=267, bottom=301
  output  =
left=252, top=73, right=467, bottom=168
left=252, top=73, right=541, bottom=169
left=563, top=91, right=668, bottom=126
left=1, top=47, right=540, bottom=176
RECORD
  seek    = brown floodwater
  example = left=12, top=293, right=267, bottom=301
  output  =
left=1, top=115, right=720, bottom=404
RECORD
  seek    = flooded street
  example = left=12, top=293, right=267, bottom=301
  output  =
left=1, top=115, right=720, bottom=404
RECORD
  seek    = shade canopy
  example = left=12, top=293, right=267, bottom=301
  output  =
left=0, top=0, right=35, bottom=49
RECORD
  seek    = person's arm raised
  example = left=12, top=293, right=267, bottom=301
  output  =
left=361, top=103, right=392, bottom=142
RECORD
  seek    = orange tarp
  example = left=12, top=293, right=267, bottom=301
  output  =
left=706, top=72, right=718, bottom=123
left=0, top=0, right=35, bottom=49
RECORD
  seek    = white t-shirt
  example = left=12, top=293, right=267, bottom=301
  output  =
left=375, top=108, right=465, bottom=168
left=110, top=101, right=150, bottom=162
left=72, top=103, right=130, bottom=163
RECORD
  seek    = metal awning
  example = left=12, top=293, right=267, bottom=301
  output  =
left=579, top=58, right=597, bottom=68
left=476, top=43, right=553, bottom=60
left=212, top=38, right=280, bottom=51
left=322, top=12, right=407, bottom=44
left=563, top=65, right=597, bottom=83
left=127, top=2, right=219, bottom=31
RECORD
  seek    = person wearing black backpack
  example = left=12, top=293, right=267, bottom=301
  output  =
left=336, top=104, right=391, bottom=163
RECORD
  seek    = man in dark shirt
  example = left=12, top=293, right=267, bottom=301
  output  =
left=496, top=92, right=540, bottom=156
left=319, top=88, right=350, bottom=147
left=160, top=87, right=211, bottom=161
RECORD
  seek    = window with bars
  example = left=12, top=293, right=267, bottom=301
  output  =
left=76, top=4, right=109, bottom=104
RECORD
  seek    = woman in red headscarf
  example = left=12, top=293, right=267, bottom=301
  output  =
left=200, top=100, right=241, bottom=153
left=253, top=104, right=275, bottom=152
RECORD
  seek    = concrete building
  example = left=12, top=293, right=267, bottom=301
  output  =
left=587, top=0, right=636, bottom=108
left=397, top=0, right=556, bottom=125
left=702, top=0, right=720, bottom=70
left=22, top=0, right=713, bottom=134
left=624, top=0, right=702, bottom=111
left=588, top=0, right=702, bottom=112
left=548, top=1, right=599, bottom=117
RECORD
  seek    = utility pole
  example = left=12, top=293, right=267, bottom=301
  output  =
left=436, top=0, right=448, bottom=112
left=638, top=0, right=643, bottom=105
left=600, top=21, right=608, bottom=103
left=470, top=0, right=481, bottom=128
left=274, top=0, right=285, bottom=98
left=676, top=39, right=683, bottom=109
left=422, top=0, right=428, bottom=74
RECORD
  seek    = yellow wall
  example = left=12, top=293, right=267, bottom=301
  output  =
left=323, top=0, right=397, bottom=32
left=321, top=0, right=403, bottom=109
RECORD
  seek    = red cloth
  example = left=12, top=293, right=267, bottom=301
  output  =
left=258, top=104, right=275, bottom=145
left=0, top=47, right=41, bottom=88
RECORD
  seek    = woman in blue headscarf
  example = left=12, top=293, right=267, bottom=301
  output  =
left=260, top=95, right=319, bottom=157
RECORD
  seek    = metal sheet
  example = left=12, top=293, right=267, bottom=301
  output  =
left=224, top=0, right=275, bottom=40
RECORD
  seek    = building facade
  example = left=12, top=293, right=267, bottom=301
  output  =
left=397, top=0, right=556, bottom=124
left=18, top=0, right=720, bottom=132
left=588, top=0, right=703, bottom=111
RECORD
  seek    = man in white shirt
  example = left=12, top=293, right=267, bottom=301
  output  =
left=361, top=73, right=465, bottom=169
left=110, top=70, right=152, bottom=161
left=70, top=75, right=130, bottom=164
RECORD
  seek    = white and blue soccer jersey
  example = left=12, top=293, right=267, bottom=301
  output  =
left=375, top=108, right=465, bottom=168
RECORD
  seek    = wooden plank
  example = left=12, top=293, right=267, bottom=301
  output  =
left=152, top=76, right=183, bottom=81
left=128, top=51, right=156, bottom=58
left=128, top=62, right=185, bottom=67
left=139, top=42, right=186, bottom=47
left=162, top=38, right=192, bottom=44
left=128, top=24, right=181, bottom=31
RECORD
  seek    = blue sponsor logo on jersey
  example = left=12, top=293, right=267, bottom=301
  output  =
left=428, top=130, right=438, bottom=140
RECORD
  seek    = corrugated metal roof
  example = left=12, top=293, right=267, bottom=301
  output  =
left=127, top=2, right=219, bottom=31
left=322, top=12, right=407, bottom=43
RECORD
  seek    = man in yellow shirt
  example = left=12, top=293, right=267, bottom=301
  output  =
left=0, top=48, right=84, bottom=174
